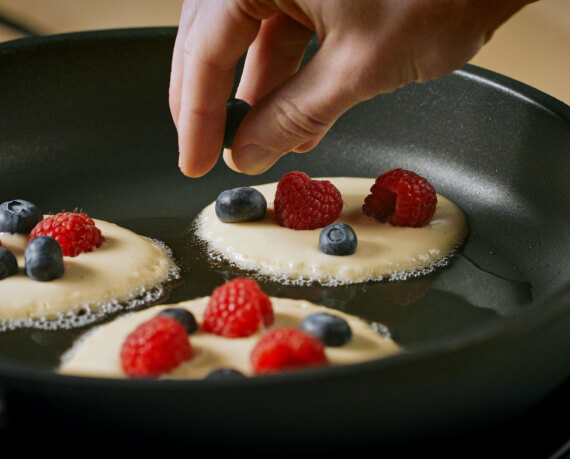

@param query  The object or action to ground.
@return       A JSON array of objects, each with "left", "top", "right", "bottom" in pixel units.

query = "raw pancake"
[
  {"left": 195, "top": 177, "right": 468, "bottom": 285},
  {"left": 59, "top": 296, "right": 400, "bottom": 379},
  {"left": 0, "top": 218, "right": 176, "bottom": 329}
]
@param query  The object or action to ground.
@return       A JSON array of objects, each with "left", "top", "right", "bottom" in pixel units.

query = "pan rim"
[{"left": 1, "top": 25, "right": 568, "bottom": 118}]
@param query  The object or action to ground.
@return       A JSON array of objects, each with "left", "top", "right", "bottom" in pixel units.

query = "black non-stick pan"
[{"left": 0, "top": 28, "right": 568, "bottom": 453}]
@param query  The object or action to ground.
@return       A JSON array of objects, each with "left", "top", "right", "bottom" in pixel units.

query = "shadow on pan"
[{"left": 0, "top": 28, "right": 568, "bottom": 454}]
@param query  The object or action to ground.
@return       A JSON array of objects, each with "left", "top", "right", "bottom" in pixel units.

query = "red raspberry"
[
  {"left": 362, "top": 168, "right": 437, "bottom": 227},
  {"left": 251, "top": 327, "right": 328, "bottom": 375},
  {"left": 28, "top": 211, "right": 104, "bottom": 257},
  {"left": 120, "top": 315, "right": 193, "bottom": 378},
  {"left": 274, "top": 171, "right": 343, "bottom": 230},
  {"left": 202, "top": 278, "right": 274, "bottom": 338}
]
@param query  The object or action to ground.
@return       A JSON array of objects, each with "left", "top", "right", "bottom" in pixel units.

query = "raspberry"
[
  {"left": 202, "top": 278, "right": 274, "bottom": 338},
  {"left": 251, "top": 327, "right": 328, "bottom": 375},
  {"left": 29, "top": 212, "right": 104, "bottom": 257},
  {"left": 274, "top": 171, "right": 343, "bottom": 230},
  {"left": 120, "top": 315, "right": 193, "bottom": 378},
  {"left": 362, "top": 168, "right": 437, "bottom": 227}
]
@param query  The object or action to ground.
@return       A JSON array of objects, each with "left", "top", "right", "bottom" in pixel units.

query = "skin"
[{"left": 169, "top": 0, "right": 537, "bottom": 177}]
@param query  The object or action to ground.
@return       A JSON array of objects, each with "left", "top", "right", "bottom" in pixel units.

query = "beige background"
[{"left": 0, "top": 0, "right": 568, "bottom": 104}]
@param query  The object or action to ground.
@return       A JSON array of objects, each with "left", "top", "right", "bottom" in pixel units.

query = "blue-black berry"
[
  {"left": 0, "top": 247, "right": 18, "bottom": 280},
  {"left": 215, "top": 187, "right": 267, "bottom": 223},
  {"left": 300, "top": 312, "right": 352, "bottom": 347},
  {"left": 319, "top": 223, "right": 357, "bottom": 256},
  {"left": 158, "top": 308, "right": 198, "bottom": 334},
  {"left": 25, "top": 236, "right": 64, "bottom": 281},
  {"left": 223, "top": 98, "right": 251, "bottom": 149},
  {"left": 0, "top": 199, "right": 43, "bottom": 234},
  {"left": 205, "top": 368, "right": 246, "bottom": 379}
]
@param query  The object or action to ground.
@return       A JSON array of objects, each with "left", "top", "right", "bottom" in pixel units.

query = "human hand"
[{"left": 169, "top": 0, "right": 535, "bottom": 177}]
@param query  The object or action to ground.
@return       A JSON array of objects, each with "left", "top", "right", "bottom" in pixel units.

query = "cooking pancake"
[
  {"left": 195, "top": 177, "right": 468, "bottom": 285},
  {"left": 59, "top": 296, "right": 400, "bottom": 379},
  {"left": 0, "top": 218, "right": 178, "bottom": 329}
]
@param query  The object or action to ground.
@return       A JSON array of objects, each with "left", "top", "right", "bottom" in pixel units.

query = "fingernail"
[{"left": 234, "top": 145, "right": 281, "bottom": 175}]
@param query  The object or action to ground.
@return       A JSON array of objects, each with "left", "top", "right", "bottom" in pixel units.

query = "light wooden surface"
[{"left": 0, "top": 0, "right": 568, "bottom": 104}]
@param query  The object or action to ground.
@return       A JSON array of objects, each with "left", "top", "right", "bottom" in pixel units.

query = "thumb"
[{"left": 227, "top": 41, "right": 365, "bottom": 175}]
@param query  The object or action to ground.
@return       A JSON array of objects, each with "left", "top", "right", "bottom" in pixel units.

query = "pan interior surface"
[{"left": 0, "top": 28, "right": 568, "bottom": 447}]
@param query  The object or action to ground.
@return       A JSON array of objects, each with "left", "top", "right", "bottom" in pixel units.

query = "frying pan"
[{"left": 0, "top": 28, "right": 568, "bottom": 453}]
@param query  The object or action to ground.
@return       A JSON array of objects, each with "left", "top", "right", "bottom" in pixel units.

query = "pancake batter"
[
  {"left": 0, "top": 219, "right": 178, "bottom": 329},
  {"left": 59, "top": 296, "right": 400, "bottom": 379},
  {"left": 195, "top": 177, "right": 468, "bottom": 285}
]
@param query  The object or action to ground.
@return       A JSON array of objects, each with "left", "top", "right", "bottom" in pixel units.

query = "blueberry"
[
  {"left": 319, "top": 223, "right": 357, "bottom": 256},
  {"left": 205, "top": 368, "right": 246, "bottom": 379},
  {"left": 215, "top": 187, "right": 267, "bottom": 223},
  {"left": 300, "top": 312, "right": 352, "bottom": 347},
  {"left": 0, "top": 247, "right": 18, "bottom": 280},
  {"left": 0, "top": 199, "right": 43, "bottom": 234},
  {"left": 223, "top": 98, "right": 251, "bottom": 149},
  {"left": 158, "top": 308, "right": 198, "bottom": 334},
  {"left": 25, "top": 236, "right": 64, "bottom": 281}
]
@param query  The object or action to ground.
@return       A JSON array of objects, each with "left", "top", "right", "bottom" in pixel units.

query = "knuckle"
[
  {"left": 236, "top": 0, "right": 277, "bottom": 19},
  {"left": 274, "top": 99, "right": 330, "bottom": 143}
]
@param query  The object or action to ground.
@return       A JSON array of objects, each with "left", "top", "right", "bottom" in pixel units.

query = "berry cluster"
[
  {"left": 0, "top": 200, "right": 105, "bottom": 282},
  {"left": 119, "top": 278, "right": 355, "bottom": 378},
  {"left": 214, "top": 168, "right": 437, "bottom": 258}
]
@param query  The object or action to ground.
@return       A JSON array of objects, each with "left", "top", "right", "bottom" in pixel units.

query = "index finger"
[{"left": 171, "top": 1, "right": 272, "bottom": 177}]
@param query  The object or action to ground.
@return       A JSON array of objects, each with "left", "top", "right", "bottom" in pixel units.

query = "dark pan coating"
[{"left": 0, "top": 28, "right": 568, "bottom": 451}]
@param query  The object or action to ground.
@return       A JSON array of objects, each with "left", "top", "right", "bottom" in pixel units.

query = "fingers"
[
  {"left": 222, "top": 11, "right": 314, "bottom": 173},
  {"left": 171, "top": 1, "right": 370, "bottom": 177},
  {"left": 169, "top": 0, "right": 194, "bottom": 130},
  {"left": 227, "top": 38, "right": 367, "bottom": 174},
  {"left": 235, "top": 12, "right": 314, "bottom": 106},
  {"left": 169, "top": 1, "right": 262, "bottom": 177},
  {"left": 172, "top": 0, "right": 537, "bottom": 178}
]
